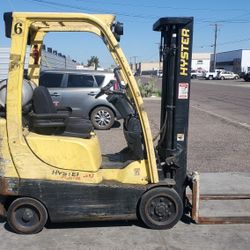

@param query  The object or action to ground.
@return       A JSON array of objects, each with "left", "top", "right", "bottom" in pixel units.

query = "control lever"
[
  {"left": 95, "top": 80, "right": 115, "bottom": 99},
  {"left": 114, "top": 66, "right": 122, "bottom": 84}
]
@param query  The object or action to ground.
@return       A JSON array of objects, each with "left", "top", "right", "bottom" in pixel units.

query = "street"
[{"left": 0, "top": 78, "right": 250, "bottom": 249}]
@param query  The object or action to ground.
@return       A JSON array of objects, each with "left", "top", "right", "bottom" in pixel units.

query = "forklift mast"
[{"left": 153, "top": 18, "right": 193, "bottom": 194}]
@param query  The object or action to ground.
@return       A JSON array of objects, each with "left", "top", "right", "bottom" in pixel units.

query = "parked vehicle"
[
  {"left": 39, "top": 69, "right": 121, "bottom": 130},
  {"left": 243, "top": 72, "right": 250, "bottom": 82},
  {"left": 239, "top": 72, "right": 246, "bottom": 79},
  {"left": 218, "top": 71, "right": 239, "bottom": 80},
  {"left": 191, "top": 70, "right": 205, "bottom": 79},
  {"left": 205, "top": 69, "right": 222, "bottom": 80}
]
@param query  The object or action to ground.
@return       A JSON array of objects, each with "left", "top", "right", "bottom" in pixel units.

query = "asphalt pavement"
[
  {"left": 0, "top": 78, "right": 250, "bottom": 249},
  {"left": 0, "top": 172, "right": 249, "bottom": 250},
  {"left": 97, "top": 78, "right": 250, "bottom": 172}
]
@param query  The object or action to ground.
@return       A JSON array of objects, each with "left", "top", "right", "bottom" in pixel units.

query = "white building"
[
  {"left": 191, "top": 53, "right": 211, "bottom": 72},
  {"left": 212, "top": 49, "right": 250, "bottom": 73},
  {"left": 135, "top": 53, "right": 211, "bottom": 75}
]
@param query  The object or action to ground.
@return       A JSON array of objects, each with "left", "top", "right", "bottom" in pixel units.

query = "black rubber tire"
[
  {"left": 220, "top": 76, "right": 225, "bottom": 80},
  {"left": 90, "top": 106, "right": 115, "bottom": 130},
  {"left": 234, "top": 76, "right": 239, "bottom": 80},
  {"left": 208, "top": 75, "right": 213, "bottom": 80},
  {"left": 139, "top": 187, "right": 183, "bottom": 230},
  {"left": 7, "top": 197, "right": 48, "bottom": 234}
]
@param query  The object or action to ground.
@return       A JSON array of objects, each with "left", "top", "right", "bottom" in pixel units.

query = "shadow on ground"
[{"left": 0, "top": 216, "right": 146, "bottom": 233}]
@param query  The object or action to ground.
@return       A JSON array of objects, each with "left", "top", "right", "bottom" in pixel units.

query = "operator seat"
[{"left": 29, "top": 86, "right": 93, "bottom": 138}]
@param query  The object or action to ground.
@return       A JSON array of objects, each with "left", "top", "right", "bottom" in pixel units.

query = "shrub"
[{"left": 138, "top": 79, "right": 156, "bottom": 97}]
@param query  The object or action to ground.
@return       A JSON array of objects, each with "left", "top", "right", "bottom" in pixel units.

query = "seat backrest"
[{"left": 32, "top": 86, "right": 57, "bottom": 114}]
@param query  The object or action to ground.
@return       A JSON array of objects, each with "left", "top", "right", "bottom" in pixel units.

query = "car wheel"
[
  {"left": 208, "top": 75, "right": 213, "bottom": 80},
  {"left": 90, "top": 106, "right": 115, "bottom": 130},
  {"left": 234, "top": 76, "right": 239, "bottom": 80},
  {"left": 220, "top": 76, "right": 225, "bottom": 80},
  {"left": 7, "top": 197, "right": 48, "bottom": 234},
  {"left": 138, "top": 187, "right": 183, "bottom": 230}
]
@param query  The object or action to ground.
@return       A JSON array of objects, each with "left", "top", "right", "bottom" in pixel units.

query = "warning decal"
[{"left": 178, "top": 83, "right": 189, "bottom": 99}]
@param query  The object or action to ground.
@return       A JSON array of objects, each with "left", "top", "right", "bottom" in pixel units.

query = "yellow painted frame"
[{"left": 6, "top": 12, "right": 159, "bottom": 184}]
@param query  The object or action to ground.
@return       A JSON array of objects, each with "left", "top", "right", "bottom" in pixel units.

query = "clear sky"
[{"left": 1, "top": 0, "right": 250, "bottom": 68}]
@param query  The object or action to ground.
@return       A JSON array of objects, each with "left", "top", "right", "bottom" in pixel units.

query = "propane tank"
[{"left": 0, "top": 79, "right": 36, "bottom": 108}]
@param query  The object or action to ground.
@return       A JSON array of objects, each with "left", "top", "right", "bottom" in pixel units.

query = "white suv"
[
  {"left": 191, "top": 70, "right": 205, "bottom": 79},
  {"left": 218, "top": 71, "right": 239, "bottom": 80}
]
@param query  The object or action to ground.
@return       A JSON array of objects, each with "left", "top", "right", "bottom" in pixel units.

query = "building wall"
[
  {"left": 214, "top": 49, "right": 241, "bottom": 72},
  {"left": 211, "top": 49, "right": 250, "bottom": 73},
  {"left": 216, "top": 49, "right": 242, "bottom": 62},
  {"left": 241, "top": 50, "right": 250, "bottom": 72},
  {"left": 0, "top": 48, "right": 10, "bottom": 80},
  {"left": 0, "top": 48, "right": 31, "bottom": 80},
  {"left": 41, "top": 52, "right": 77, "bottom": 70},
  {"left": 191, "top": 53, "right": 210, "bottom": 71},
  {"left": 139, "top": 62, "right": 161, "bottom": 71},
  {"left": 136, "top": 53, "right": 211, "bottom": 75},
  {"left": 0, "top": 47, "right": 78, "bottom": 80}
]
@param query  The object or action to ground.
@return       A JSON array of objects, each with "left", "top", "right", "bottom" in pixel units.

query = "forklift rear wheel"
[
  {"left": 7, "top": 197, "right": 48, "bottom": 234},
  {"left": 139, "top": 187, "right": 183, "bottom": 230}
]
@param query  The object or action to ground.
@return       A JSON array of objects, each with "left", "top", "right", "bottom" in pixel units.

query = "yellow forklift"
[{"left": 0, "top": 12, "right": 194, "bottom": 234}]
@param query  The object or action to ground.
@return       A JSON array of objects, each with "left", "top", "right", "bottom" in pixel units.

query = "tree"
[{"left": 87, "top": 56, "right": 99, "bottom": 70}]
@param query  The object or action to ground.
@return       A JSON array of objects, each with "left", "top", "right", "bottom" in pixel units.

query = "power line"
[
  {"left": 198, "top": 36, "right": 250, "bottom": 49},
  {"left": 28, "top": 0, "right": 250, "bottom": 25},
  {"left": 27, "top": 0, "right": 160, "bottom": 20},
  {"left": 73, "top": 0, "right": 250, "bottom": 14},
  {"left": 219, "top": 37, "right": 250, "bottom": 46}
]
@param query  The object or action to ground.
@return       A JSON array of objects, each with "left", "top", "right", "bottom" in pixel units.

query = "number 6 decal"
[{"left": 14, "top": 22, "right": 23, "bottom": 35}]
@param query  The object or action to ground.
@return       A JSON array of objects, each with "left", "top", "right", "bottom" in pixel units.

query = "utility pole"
[
  {"left": 133, "top": 56, "right": 138, "bottom": 73},
  {"left": 133, "top": 56, "right": 138, "bottom": 65},
  {"left": 210, "top": 23, "right": 218, "bottom": 71},
  {"left": 213, "top": 23, "right": 218, "bottom": 71},
  {"left": 156, "top": 42, "right": 161, "bottom": 71}
]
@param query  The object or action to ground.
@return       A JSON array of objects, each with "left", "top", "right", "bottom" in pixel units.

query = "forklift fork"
[{"left": 190, "top": 172, "right": 250, "bottom": 224}]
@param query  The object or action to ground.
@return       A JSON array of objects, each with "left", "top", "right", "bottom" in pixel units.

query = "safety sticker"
[{"left": 178, "top": 83, "right": 189, "bottom": 99}]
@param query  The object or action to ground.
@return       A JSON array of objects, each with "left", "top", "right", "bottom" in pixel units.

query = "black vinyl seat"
[{"left": 29, "top": 86, "right": 93, "bottom": 138}]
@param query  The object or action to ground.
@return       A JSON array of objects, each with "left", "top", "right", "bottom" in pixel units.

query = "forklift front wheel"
[
  {"left": 139, "top": 187, "right": 183, "bottom": 230},
  {"left": 7, "top": 197, "right": 48, "bottom": 234}
]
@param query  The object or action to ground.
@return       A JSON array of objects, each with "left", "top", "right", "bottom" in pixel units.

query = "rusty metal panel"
[{"left": 191, "top": 172, "right": 200, "bottom": 222}]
